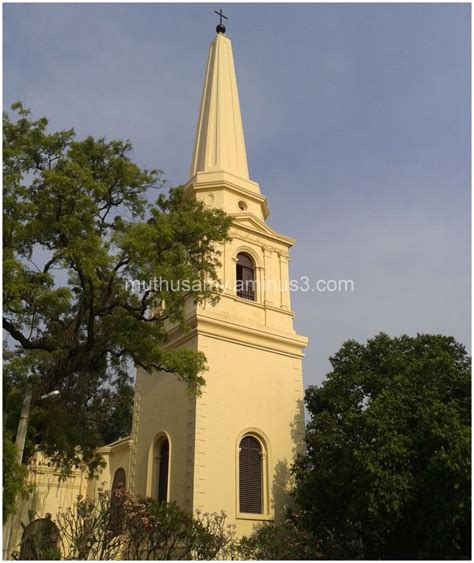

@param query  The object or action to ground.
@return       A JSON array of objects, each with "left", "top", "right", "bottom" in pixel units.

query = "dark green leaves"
[
  {"left": 3, "top": 103, "right": 231, "bottom": 472},
  {"left": 293, "top": 333, "right": 471, "bottom": 559}
]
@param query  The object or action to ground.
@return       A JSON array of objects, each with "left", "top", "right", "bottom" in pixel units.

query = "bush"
[
  {"left": 55, "top": 488, "right": 236, "bottom": 560},
  {"left": 237, "top": 518, "right": 323, "bottom": 560}
]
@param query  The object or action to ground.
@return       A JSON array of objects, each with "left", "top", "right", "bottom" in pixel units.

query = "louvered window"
[
  {"left": 157, "top": 439, "right": 169, "bottom": 503},
  {"left": 239, "top": 435, "right": 263, "bottom": 513},
  {"left": 236, "top": 253, "right": 256, "bottom": 301}
]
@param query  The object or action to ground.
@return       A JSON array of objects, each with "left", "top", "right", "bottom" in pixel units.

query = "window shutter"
[
  {"left": 158, "top": 440, "right": 169, "bottom": 503},
  {"left": 239, "top": 436, "right": 262, "bottom": 514}
]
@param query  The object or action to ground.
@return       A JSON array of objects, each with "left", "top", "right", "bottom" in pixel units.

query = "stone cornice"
[
  {"left": 164, "top": 312, "right": 308, "bottom": 359},
  {"left": 185, "top": 170, "right": 270, "bottom": 219},
  {"left": 96, "top": 437, "right": 133, "bottom": 454}
]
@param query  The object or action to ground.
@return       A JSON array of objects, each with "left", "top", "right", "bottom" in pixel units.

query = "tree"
[
  {"left": 293, "top": 333, "right": 471, "bottom": 559},
  {"left": 3, "top": 424, "right": 29, "bottom": 522},
  {"left": 3, "top": 103, "right": 232, "bottom": 472},
  {"left": 89, "top": 374, "right": 135, "bottom": 447}
]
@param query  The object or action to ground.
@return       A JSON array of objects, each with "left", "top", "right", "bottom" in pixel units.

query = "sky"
[{"left": 4, "top": 3, "right": 471, "bottom": 389}]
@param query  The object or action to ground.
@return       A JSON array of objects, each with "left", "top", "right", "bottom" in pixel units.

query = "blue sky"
[{"left": 4, "top": 3, "right": 471, "bottom": 388}]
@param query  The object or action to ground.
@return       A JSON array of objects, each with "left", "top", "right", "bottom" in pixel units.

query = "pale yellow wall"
[
  {"left": 130, "top": 340, "right": 197, "bottom": 512},
  {"left": 6, "top": 454, "right": 90, "bottom": 557},
  {"left": 128, "top": 326, "right": 304, "bottom": 537},
  {"left": 191, "top": 333, "right": 304, "bottom": 536},
  {"left": 186, "top": 211, "right": 307, "bottom": 535},
  {"left": 190, "top": 173, "right": 269, "bottom": 220},
  {"left": 27, "top": 459, "right": 89, "bottom": 517},
  {"left": 88, "top": 438, "right": 133, "bottom": 498}
]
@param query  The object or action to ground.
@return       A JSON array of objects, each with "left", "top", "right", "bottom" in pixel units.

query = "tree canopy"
[
  {"left": 292, "top": 333, "right": 471, "bottom": 559},
  {"left": 3, "top": 103, "right": 232, "bottom": 472}
]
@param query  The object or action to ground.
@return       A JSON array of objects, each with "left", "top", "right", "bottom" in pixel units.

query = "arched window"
[
  {"left": 112, "top": 467, "right": 126, "bottom": 490},
  {"left": 239, "top": 435, "right": 263, "bottom": 514},
  {"left": 157, "top": 439, "right": 169, "bottom": 503},
  {"left": 110, "top": 468, "right": 126, "bottom": 536},
  {"left": 236, "top": 253, "right": 255, "bottom": 301}
]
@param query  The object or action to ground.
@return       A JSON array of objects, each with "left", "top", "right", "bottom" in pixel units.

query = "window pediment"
[{"left": 230, "top": 214, "right": 295, "bottom": 247}]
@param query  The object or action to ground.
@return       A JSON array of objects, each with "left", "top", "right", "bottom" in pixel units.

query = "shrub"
[
  {"left": 237, "top": 518, "right": 323, "bottom": 560},
  {"left": 55, "top": 488, "right": 236, "bottom": 560}
]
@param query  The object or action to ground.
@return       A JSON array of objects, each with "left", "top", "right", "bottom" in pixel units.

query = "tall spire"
[{"left": 189, "top": 31, "right": 249, "bottom": 181}]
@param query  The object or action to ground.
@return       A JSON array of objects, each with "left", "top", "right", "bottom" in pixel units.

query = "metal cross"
[{"left": 214, "top": 8, "right": 228, "bottom": 26}]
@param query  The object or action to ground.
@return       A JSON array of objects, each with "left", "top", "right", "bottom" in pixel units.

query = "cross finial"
[{"left": 214, "top": 8, "right": 228, "bottom": 34}]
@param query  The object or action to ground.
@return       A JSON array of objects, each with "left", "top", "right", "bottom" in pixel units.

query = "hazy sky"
[{"left": 4, "top": 3, "right": 471, "bottom": 388}]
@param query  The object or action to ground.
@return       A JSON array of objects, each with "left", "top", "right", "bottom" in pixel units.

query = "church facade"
[{"left": 8, "top": 27, "right": 308, "bottom": 549}]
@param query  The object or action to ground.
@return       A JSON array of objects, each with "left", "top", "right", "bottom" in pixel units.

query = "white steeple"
[{"left": 189, "top": 31, "right": 249, "bottom": 181}]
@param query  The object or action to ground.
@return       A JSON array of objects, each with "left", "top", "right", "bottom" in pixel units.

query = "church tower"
[{"left": 128, "top": 25, "right": 308, "bottom": 536}]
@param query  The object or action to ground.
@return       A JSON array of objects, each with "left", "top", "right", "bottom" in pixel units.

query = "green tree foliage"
[
  {"left": 3, "top": 103, "right": 232, "bottom": 472},
  {"left": 3, "top": 425, "right": 29, "bottom": 522},
  {"left": 89, "top": 375, "right": 135, "bottom": 447},
  {"left": 293, "top": 333, "right": 471, "bottom": 559}
]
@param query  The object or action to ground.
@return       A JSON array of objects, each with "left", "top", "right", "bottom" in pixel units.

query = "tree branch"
[{"left": 3, "top": 317, "right": 54, "bottom": 351}]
